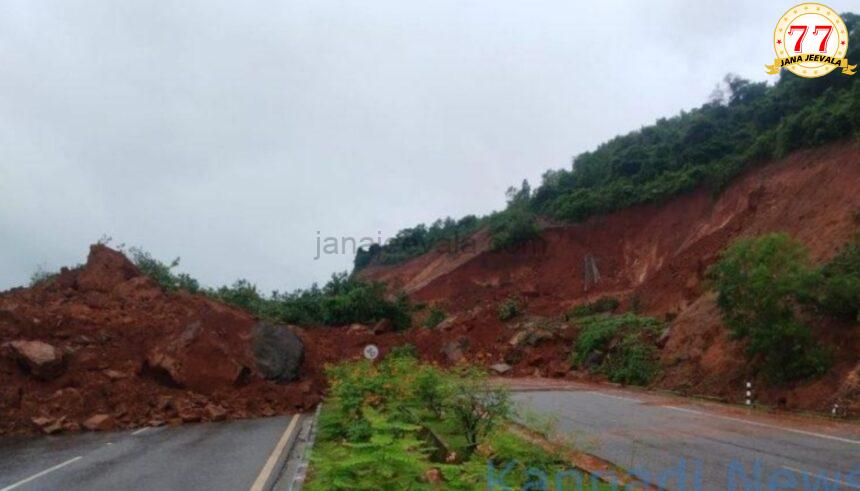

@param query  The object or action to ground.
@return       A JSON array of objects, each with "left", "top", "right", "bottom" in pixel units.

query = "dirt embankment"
[
  {"left": 361, "top": 141, "right": 860, "bottom": 415},
  {"left": 0, "top": 245, "right": 324, "bottom": 436}
]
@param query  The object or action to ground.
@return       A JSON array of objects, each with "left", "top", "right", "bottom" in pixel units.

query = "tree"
[{"left": 708, "top": 234, "right": 831, "bottom": 382}]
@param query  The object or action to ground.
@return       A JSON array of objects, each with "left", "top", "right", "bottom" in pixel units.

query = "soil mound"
[{"left": 0, "top": 245, "right": 321, "bottom": 435}]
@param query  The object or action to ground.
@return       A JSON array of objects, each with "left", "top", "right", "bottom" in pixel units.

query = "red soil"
[
  {"left": 3, "top": 142, "right": 858, "bottom": 435},
  {"left": 362, "top": 141, "right": 860, "bottom": 415},
  {"left": 0, "top": 245, "right": 325, "bottom": 436}
]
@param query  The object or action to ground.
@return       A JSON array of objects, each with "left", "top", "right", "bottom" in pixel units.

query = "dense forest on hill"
[{"left": 354, "top": 13, "right": 860, "bottom": 271}]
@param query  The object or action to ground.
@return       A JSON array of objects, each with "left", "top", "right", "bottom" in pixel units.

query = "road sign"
[{"left": 363, "top": 344, "right": 379, "bottom": 360}]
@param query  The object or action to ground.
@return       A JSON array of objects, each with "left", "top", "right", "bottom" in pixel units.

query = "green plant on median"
[{"left": 306, "top": 351, "right": 615, "bottom": 490}]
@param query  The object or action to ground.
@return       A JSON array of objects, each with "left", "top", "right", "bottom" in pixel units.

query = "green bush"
[
  {"left": 388, "top": 343, "right": 419, "bottom": 359},
  {"left": 307, "top": 407, "right": 430, "bottom": 491},
  {"left": 488, "top": 208, "right": 540, "bottom": 251},
  {"left": 127, "top": 248, "right": 414, "bottom": 329},
  {"left": 817, "top": 236, "right": 860, "bottom": 321},
  {"left": 708, "top": 234, "right": 832, "bottom": 382},
  {"left": 446, "top": 368, "right": 510, "bottom": 449},
  {"left": 423, "top": 307, "right": 446, "bottom": 328},
  {"left": 571, "top": 313, "right": 663, "bottom": 386},
  {"left": 29, "top": 267, "right": 58, "bottom": 287},
  {"left": 566, "top": 296, "right": 620, "bottom": 318},
  {"left": 497, "top": 296, "right": 521, "bottom": 321}
]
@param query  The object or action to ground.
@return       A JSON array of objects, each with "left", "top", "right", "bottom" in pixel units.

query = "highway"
[
  {"left": 510, "top": 380, "right": 860, "bottom": 491},
  {"left": 1, "top": 383, "right": 858, "bottom": 491},
  {"left": 0, "top": 414, "right": 312, "bottom": 491}
]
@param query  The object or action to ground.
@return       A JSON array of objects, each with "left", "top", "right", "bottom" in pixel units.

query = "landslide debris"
[{"left": 0, "top": 245, "right": 320, "bottom": 436}]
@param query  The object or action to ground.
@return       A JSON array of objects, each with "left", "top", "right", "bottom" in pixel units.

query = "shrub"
[
  {"left": 307, "top": 407, "right": 430, "bottom": 491},
  {"left": 127, "top": 248, "right": 414, "bottom": 329},
  {"left": 488, "top": 208, "right": 540, "bottom": 251},
  {"left": 817, "top": 236, "right": 860, "bottom": 321},
  {"left": 29, "top": 267, "right": 58, "bottom": 287},
  {"left": 412, "top": 365, "right": 453, "bottom": 419},
  {"left": 497, "top": 296, "right": 521, "bottom": 321},
  {"left": 565, "top": 296, "right": 620, "bottom": 318},
  {"left": 708, "top": 234, "right": 832, "bottom": 382},
  {"left": 571, "top": 313, "right": 663, "bottom": 386},
  {"left": 445, "top": 368, "right": 511, "bottom": 450},
  {"left": 388, "top": 343, "right": 419, "bottom": 359},
  {"left": 423, "top": 307, "right": 446, "bottom": 328}
]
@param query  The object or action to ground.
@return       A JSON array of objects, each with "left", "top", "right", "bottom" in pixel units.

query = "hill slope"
[{"left": 360, "top": 141, "right": 860, "bottom": 413}]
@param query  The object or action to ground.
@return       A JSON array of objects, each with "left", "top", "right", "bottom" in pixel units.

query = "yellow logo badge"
[{"left": 766, "top": 3, "right": 855, "bottom": 77}]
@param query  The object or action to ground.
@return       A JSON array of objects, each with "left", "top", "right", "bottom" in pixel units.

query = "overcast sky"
[{"left": 0, "top": 0, "right": 826, "bottom": 293}]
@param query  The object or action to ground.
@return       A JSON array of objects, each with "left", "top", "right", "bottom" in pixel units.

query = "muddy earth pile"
[{"left": 0, "top": 245, "right": 321, "bottom": 436}]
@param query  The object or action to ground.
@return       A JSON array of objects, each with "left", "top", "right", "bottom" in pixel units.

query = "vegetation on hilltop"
[
  {"left": 354, "top": 13, "right": 860, "bottom": 271},
  {"left": 128, "top": 248, "right": 413, "bottom": 329}
]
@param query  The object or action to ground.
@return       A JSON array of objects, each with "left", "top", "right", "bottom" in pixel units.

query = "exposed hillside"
[
  {"left": 355, "top": 12, "right": 860, "bottom": 271},
  {"left": 359, "top": 141, "right": 860, "bottom": 414}
]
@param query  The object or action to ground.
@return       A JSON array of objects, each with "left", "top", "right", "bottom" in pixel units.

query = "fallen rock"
[
  {"left": 103, "top": 369, "right": 130, "bottom": 380},
  {"left": 145, "top": 318, "right": 250, "bottom": 393},
  {"left": 656, "top": 327, "right": 672, "bottom": 348},
  {"left": 252, "top": 323, "right": 304, "bottom": 382},
  {"left": 6, "top": 340, "right": 66, "bottom": 380},
  {"left": 441, "top": 338, "right": 469, "bottom": 363},
  {"left": 548, "top": 360, "right": 571, "bottom": 378},
  {"left": 425, "top": 468, "right": 443, "bottom": 484},
  {"left": 489, "top": 363, "right": 512, "bottom": 374},
  {"left": 204, "top": 403, "right": 227, "bottom": 422},
  {"left": 155, "top": 395, "right": 174, "bottom": 411},
  {"left": 503, "top": 347, "right": 525, "bottom": 365},
  {"left": 176, "top": 401, "right": 202, "bottom": 423},
  {"left": 83, "top": 414, "right": 117, "bottom": 432},
  {"left": 508, "top": 328, "right": 554, "bottom": 348},
  {"left": 373, "top": 319, "right": 393, "bottom": 335},
  {"left": 32, "top": 416, "right": 64, "bottom": 435}
]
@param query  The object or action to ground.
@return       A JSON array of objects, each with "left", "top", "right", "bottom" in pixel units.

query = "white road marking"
[
  {"left": 586, "top": 391, "right": 642, "bottom": 403},
  {"left": 131, "top": 427, "right": 151, "bottom": 436},
  {"left": 0, "top": 456, "right": 82, "bottom": 491},
  {"left": 663, "top": 406, "right": 860, "bottom": 445},
  {"left": 781, "top": 465, "right": 860, "bottom": 490},
  {"left": 250, "top": 415, "right": 301, "bottom": 491}
]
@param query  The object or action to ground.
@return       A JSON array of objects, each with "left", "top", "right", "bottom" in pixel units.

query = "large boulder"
[
  {"left": 441, "top": 337, "right": 470, "bottom": 364},
  {"left": 145, "top": 314, "right": 253, "bottom": 393},
  {"left": 252, "top": 323, "right": 304, "bottom": 382},
  {"left": 6, "top": 340, "right": 66, "bottom": 380}
]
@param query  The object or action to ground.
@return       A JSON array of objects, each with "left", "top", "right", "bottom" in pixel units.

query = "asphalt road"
[
  {"left": 0, "top": 414, "right": 311, "bottom": 491},
  {"left": 512, "top": 383, "right": 860, "bottom": 491}
]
